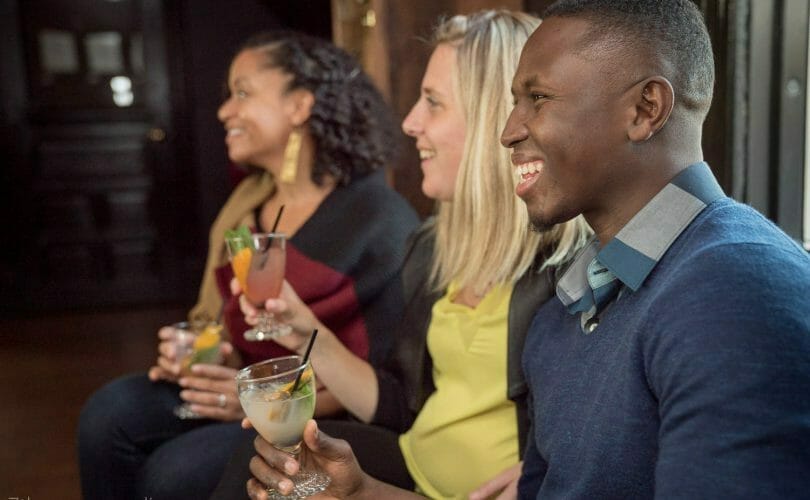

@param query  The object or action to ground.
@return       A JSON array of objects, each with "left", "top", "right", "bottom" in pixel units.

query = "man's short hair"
[{"left": 543, "top": 0, "right": 715, "bottom": 116}]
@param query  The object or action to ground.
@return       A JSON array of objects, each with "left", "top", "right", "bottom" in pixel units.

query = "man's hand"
[
  {"left": 246, "top": 420, "right": 422, "bottom": 499},
  {"left": 247, "top": 420, "right": 365, "bottom": 498}
]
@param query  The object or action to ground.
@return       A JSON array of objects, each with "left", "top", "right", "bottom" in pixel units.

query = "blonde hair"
[{"left": 429, "top": 10, "right": 591, "bottom": 294}]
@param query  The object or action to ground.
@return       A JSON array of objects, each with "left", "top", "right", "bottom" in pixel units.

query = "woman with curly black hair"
[{"left": 77, "top": 31, "right": 419, "bottom": 500}]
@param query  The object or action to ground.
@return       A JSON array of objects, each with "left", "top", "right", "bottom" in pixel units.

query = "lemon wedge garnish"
[{"left": 193, "top": 324, "right": 222, "bottom": 351}]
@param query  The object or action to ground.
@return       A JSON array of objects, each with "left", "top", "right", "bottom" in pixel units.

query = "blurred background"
[{"left": 0, "top": 0, "right": 807, "bottom": 497}]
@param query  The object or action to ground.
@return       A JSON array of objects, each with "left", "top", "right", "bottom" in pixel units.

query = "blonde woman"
[{"left": 215, "top": 10, "right": 590, "bottom": 499}]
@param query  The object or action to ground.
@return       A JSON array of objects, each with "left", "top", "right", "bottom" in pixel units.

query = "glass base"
[
  {"left": 244, "top": 323, "right": 292, "bottom": 341},
  {"left": 266, "top": 470, "right": 330, "bottom": 499},
  {"left": 173, "top": 403, "right": 203, "bottom": 420}
]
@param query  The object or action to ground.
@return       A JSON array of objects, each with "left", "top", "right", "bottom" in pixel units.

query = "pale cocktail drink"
[
  {"left": 240, "top": 375, "right": 315, "bottom": 449},
  {"left": 172, "top": 321, "right": 223, "bottom": 419},
  {"left": 236, "top": 356, "right": 330, "bottom": 498}
]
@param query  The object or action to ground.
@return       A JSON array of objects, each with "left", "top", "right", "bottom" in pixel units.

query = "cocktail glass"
[
  {"left": 226, "top": 232, "right": 291, "bottom": 341},
  {"left": 172, "top": 320, "right": 223, "bottom": 419},
  {"left": 236, "top": 355, "right": 330, "bottom": 499}
]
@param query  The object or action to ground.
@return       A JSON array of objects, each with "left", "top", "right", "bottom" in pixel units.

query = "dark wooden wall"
[{"left": 383, "top": 0, "right": 524, "bottom": 218}]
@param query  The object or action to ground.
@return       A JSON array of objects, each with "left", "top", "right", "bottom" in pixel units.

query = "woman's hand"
[
  {"left": 468, "top": 461, "right": 522, "bottom": 500},
  {"left": 238, "top": 279, "right": 321, "bottom": 353},
  {"left": 147, "top": 325, "right": 187, "bottom": 383},
  {"left": 177, "top": 362, "right": 244, "bottom": 421}
]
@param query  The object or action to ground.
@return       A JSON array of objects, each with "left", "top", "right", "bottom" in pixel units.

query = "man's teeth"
[
  {"left": 227, "top": 128, "right": 244, "bottom": 137},
  {"left": 517, "top": 161, "right": 543, "bottom": 176},
  {"left": 419, "top": 150, "right": 435, "bottom": 160}
]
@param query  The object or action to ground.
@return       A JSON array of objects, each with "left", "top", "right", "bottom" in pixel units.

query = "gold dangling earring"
[{"left": 280, "top": 130, "right": 302, "bottom": 183}]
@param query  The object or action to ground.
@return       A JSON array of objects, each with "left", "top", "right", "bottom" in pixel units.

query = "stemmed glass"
[
  {"left": 172, "top": 320, "right": 223, "bottom": 419},
  {"left": 236, "top": 355, "right": 330, "bottom": 499},
  {"left": 226, "top": 232, "right": 291, "bottom": 341}
]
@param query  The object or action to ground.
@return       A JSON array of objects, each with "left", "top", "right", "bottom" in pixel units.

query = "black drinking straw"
[
  {"left": 271, "top": 204, "right": 285, "bottom": 233},
  {"left": 290, "top": 329, "right": 318, "bottom": 393},
  {"left": 258, "top": 204, "right": 285, "bottom": 267}
]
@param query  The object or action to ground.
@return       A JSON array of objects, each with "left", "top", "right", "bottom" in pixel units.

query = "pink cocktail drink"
[
  {"left": 238, "top": 233, "right": 290, "bottom": 341},
  {"left": 245, "top": 244, "right": 285, "bottom": 306}
]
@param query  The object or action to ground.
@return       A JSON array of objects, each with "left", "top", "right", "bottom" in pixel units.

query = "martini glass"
[
  {"left": 236, "top": 355, "right": 330, "bottom": 499},
  {"left": 226, "top": 232, "right": 291, "bottom": 341}
]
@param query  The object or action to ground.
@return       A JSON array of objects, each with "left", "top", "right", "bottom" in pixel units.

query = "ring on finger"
[{"left": 217, "top": 393, "right": 226, "bottom": 408}]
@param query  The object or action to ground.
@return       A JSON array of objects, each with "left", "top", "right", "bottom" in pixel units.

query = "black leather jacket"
[{"left": 371, "top": 220, "right": 555, "bottom": 455}]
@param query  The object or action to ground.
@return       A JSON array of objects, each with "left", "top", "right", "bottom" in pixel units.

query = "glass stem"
[{"left": 257, "top": 309, "right": 274, "bottom": 333}]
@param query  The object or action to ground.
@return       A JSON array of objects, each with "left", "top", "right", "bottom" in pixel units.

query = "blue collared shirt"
[{"left": 556, "top": 162, "right": 725, "bottom": 333}]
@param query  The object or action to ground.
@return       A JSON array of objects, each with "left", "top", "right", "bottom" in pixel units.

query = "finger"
[
  {"left": 302, "top": 419, "right": 350, "bottom": 462},
  {"left": 186, "top": 404, "right": 224, "bottom": 420},
  {"left": 241, "top": 417, "right": 254, "bottom": 429},
  {"left": 255, "top": 435, "right": 299, "bottom": 476},
  {"left": 250, "top": 446, "right": 296, "bottom": 495},
  {"left": 469, "top": 463, "right": 522, "bottom": 500},
  {"left": 469, "top": 478, "right": 505, "bottom": 500},
  {"left": 178, "top": 375, "right": 233, "bottom": 395},
  {"left": 220, "top": 341, "right": 234, "bottom": 357},
  {"left": 158, "top": 340, "right": 177, "bottom": 359},
  {"left": 179, "top": 390, "right": 243, "bottom": 421},
  {"left": 239, "top": 295, "right": 258, "bottom": 320},
  {"left": 180, "top": 389, "right": 230, "bottom": 407},
  {"left": 187, "top": 403, "right": 243, "bottom": 421},
  {"left": 495, "top": 479, "right": 518, "bottom": 500},
  {"left": 247, "top": 478, "right": 269, "bottom": 500},
  {"left": 157, "top": 356, "right": 181, "bottom": 377},
  {"left": 230, "top": 277, "right": 242, "bottom": 295},
  {"left": 263, "top": 297, "right": 289, "bottom": 316},
  {"left": 189, "top": 363, "right": 238, "bottom": 380},
  {"left": 158, "top": 325, "right": 176, "bottom": 340},
  {"left": 148, "top": 366, "right": 176, "bottom": 382}
]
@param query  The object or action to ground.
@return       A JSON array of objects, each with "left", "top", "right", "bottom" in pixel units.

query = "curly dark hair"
[
  {"left": 237, "top": 31, "right": 397, "bottom": 186},
  {"left": 543, "top": 0, "right": 715, "bottom": 116}
]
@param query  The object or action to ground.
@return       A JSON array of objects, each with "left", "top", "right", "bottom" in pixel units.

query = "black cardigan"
[{"left": 371, "top": 220, "right": 556, "bottom": 455}]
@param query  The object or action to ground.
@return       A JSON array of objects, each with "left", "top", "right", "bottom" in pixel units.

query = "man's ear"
[
  {"left": 627, "top": 77, "right": 674, "bottom": 142},
  {"left": 287, "top": 89, "right": 316, "bottom": 126}
]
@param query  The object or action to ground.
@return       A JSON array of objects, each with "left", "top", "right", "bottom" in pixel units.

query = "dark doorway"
[{"left": 0, "top": 0, "right": 332, "bottom": 314}]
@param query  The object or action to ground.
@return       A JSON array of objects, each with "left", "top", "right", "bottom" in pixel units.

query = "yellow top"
[{"left": 399, "top": 281, "right": 518, "bottom": 499}]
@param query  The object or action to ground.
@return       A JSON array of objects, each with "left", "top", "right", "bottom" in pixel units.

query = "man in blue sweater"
[{"left": 502, "top": 0, "right": 810, "bottom": 498}]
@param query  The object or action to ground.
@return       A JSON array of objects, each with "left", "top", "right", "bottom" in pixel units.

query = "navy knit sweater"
[{"left": 519, "top": 197, "right": 810, "bottom": 499}]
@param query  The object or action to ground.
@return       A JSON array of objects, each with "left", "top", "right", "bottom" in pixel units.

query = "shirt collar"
[{"left": 557, "top": 162, "right": 725, "bottom": 312}]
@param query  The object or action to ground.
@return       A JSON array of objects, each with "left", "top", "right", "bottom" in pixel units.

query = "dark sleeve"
[
  {"left": 371, "top": 221, "right": 439, "bottom": 433},
  {"left": 517, "top": 393, "right": 546, "bottom": 499},
  {"left": 648, "top": 243, "right": 810, "bottom": 497},
  {"left": 508, "top": 264, "right": 556, "bottom": 456},
  {"left": 290, "top": 173, "right": 420, "bottom": 366},
  {"left": 348, "top": 193, "right": 420, "bottom": 368}
]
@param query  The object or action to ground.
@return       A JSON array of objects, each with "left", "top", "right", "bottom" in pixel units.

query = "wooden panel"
[
  {"left": 523, "top": 0, "right": 557, "bottom": 15},
  {"left": 383, "top": 0, "right": 456, "bottom": 218},
  {"left": 455, "top": 0, "right": 523, "bottom": 13},
  {"left": 381, "top": 0, "right": 546, "bottom": 218}
]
